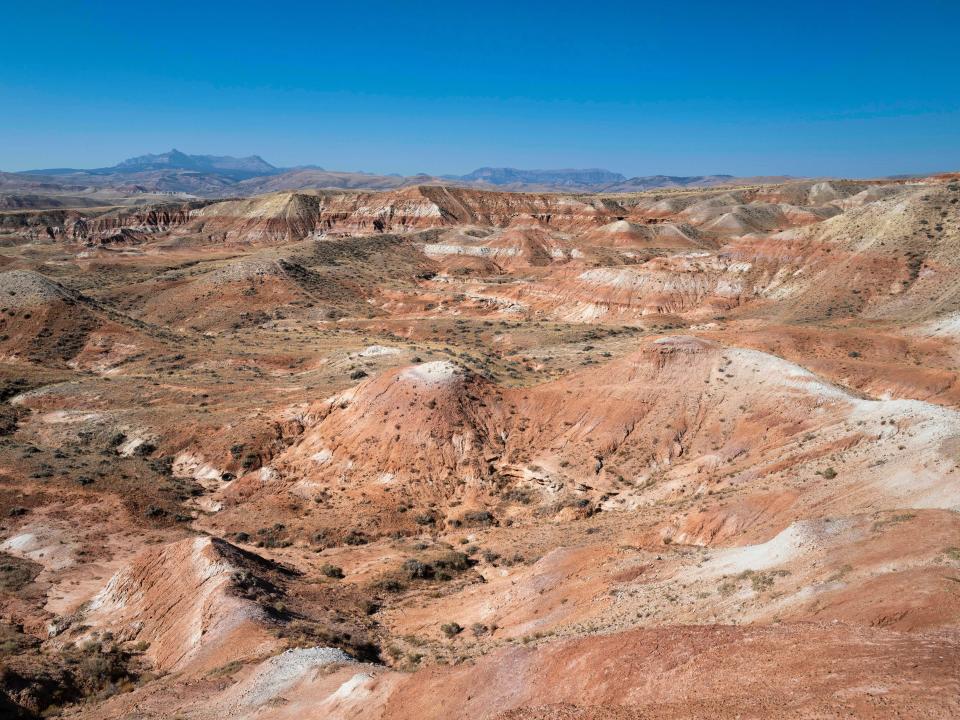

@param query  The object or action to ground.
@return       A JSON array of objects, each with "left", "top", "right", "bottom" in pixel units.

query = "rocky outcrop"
[
  {"left": 77, "top": 202, "right": 205, "bottom": 243},
  {"left": 0, "top": 201, "right": 211, "bottom": 243},
  {"left": 76, "top": 537, "right": 283, "bottom": 674}
]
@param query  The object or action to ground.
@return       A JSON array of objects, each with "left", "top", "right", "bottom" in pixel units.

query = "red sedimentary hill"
[
  {"left": 0, "top": 270, "right": 158, "bottom": 369},
  {"left": 217, "top": 334, "right": 960, "bottom": 546},
  {"left": 73, "top": 537, "right": 284, "bottom": 674}
]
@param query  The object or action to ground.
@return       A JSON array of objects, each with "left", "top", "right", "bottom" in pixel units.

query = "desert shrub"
[
  {"left": 871, "top": 512, "right": 916, "bottom": 532},
  {"left": 403, "top": 559, "right": 434, "bottom": 580},
  {"left": 321, "top": 564, "right": 344, "bottom": 579},
  {"left": 343, "top": 530, "right": 368, "bottom": 546},
  {"left": 470, "top": 623, "right": 489, "bottom": 637},
  {"left": 132, "top": 442, "right": 156, "bottom": 458},
  {"left": 0, "top": 552, "right": 43, "bottom": 593},
  {"left": 61, "top": 641, "right": 137, "bottom": 698},
  {"left": 462, "top": 510, "right": 495, "bottom": 526},
  {"left": 278, "top": 619, "right": 380, "bottom": 663},
  {"left": 148, "top": 456, "right": 173, "bottom": 475},
  {"left": 431, "top": 551, "right": 469, "bottom": 572},
  {"left": 208, "top": 660, "right": 243, "bottom": 677},
  {"left": 374, "top": 577, "right": 405, "bottom": 593},
  {"left": 482, "top": 549, "right": 501, "bottom": 563},
  {"left": 503, "top": 488, "right": 534, "bottom": 504},
  {"left": 737, "top": 569, "right": 790, "bottom": 593},
  {"left": 440, "top": 622, "right": 463, "bottom": 638}
]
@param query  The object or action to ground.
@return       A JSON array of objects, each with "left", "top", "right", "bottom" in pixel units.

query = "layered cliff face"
[
  {"left": 75, "top": 202, "right": 207, "bottom": 244},
  {"left": 183, "top": 186, "right": 631, "bottom": 242},
  {"left": 173, "top": 180, "right": 902, "bottom": 247},
  {"left": 189, "top": 193, "right": 325, "bottom": 244},
  {"left": 0, "top": 207, "right": 87, "bottom": 239},
  {"left": 0, "top": 201, "right": 211, "bottom": 244}
]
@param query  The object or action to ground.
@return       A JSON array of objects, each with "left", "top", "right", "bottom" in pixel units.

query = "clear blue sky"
[{"left": 2, "top": 0, "right": 958, "bottom": 177}]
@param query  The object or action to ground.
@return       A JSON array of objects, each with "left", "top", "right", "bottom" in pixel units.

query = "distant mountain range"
[
  {"left": 113, "top": 149, "right": 277, "bottom": 176},
  {"left": 453, "top": 167, "right": 629, "bottom": 188},
  {"left": 455, "top": 170, "right": 748, "bottom": 193},
  {"left": 28, "top": 149, "right": 280, "bottom": 181},
  {"left": 7, "top": 150, "right": 791, "bottom": 198}
]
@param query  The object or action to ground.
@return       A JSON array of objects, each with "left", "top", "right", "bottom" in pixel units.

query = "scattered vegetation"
[
  {"left": 871, "top": 512, "right": 916, "bottom": 533},
  {"left": 0, "top": 553, "right": 41, "bottom": 593}
]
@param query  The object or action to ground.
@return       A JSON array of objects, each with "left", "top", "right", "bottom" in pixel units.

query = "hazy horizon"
[{"left": 7, "top": 146, "right": 952, "bottom": 181}]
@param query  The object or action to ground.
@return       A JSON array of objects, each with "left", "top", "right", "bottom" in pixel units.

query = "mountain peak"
[{"left": 112, "top": 150, "right": 277, "bottom": 177}]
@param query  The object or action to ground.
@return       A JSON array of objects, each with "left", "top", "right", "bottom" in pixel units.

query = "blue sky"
[{"left": 1, "top": 0, "right": 958, "bottom": 177}]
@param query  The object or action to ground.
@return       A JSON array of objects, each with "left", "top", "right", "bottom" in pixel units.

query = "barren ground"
[{"left": 0, "top": 176, "right": 958, "bottom": 718}]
